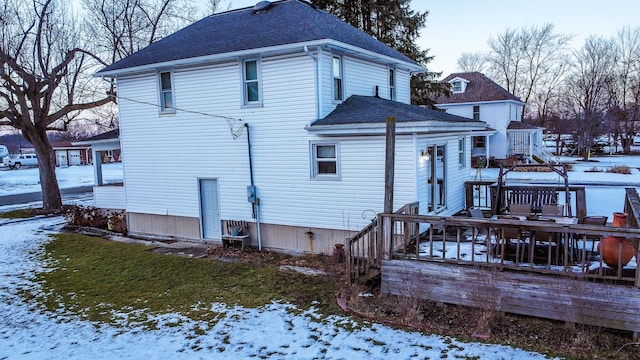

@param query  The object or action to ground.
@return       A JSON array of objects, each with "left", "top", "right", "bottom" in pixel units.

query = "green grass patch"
[
  {"left": 0, "top": 208, "right": 37, "bottom": 219},
  {"left": 31, "top": 234, "right": 340, "bottom": 326}
]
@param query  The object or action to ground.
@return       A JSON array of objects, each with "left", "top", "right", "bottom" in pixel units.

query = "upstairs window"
[
  {"left": 473, "top": 105, "right": 480, "bottom": 120},
  {"left": 452, "top": 81, "right": 462, "bottom": 93},
  {"left": 389, "top": 68, "right": 396, "bottom": 101},
  {"left": 243, "top": 59, "right": 261, "bottom": 105},
  {"left": 158, "top": 70, "right": 174, "bottom": 112},
  {"left": 332, "top": 56, "right": 343, "bottom": 101},
  {"left": 311, "top": 142, "right": 340, "bottom": 179}
]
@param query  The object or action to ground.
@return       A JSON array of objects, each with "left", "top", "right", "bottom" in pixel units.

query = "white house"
[
  {"left": 95, "top": 0, "right": 487, "bottom": 253},
  {"left": 435, "top": 72, "right": 545, "bottom": 164}
]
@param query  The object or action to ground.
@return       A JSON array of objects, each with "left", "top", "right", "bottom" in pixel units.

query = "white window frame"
[
  {"left": 473, "top": 105, "right": 480, "bottom": 120},
  {"left": 158, "top": 69, "right": 175, "bottom": 113},
  {"left": 389, "top": 68, "right": 396, "bottom": 101},
  {"left": 310, "top": 142, "right": 340, "bottom": 180},
  {"left": 458, "top": 137, "right": 465, "bottom": 168},
  {"left": 452, "top": 81, "right": 462, "bottom": 93},
  {"left": 241, "top": 57, "right": 262, "bottom": 106},
  {"left": 332, "top": 55, "right": 344, "bottom": 102}
]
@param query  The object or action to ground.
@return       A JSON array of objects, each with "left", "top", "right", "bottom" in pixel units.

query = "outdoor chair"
[
  {"left": 495, "top": 215, "right": 527, "bottom": 261},
  {"left": 542, "top": 204, "right": 564, "bottom": 217},
  {"left": 529, "top": 217, "right": 559, "bottom": 265},
  {"left": 468, "top": 208, "right": 489, "bottom": 242},
  {"left": 578, "top": 215, "right": 609, "bottom": 254},
  {"left": 509, "top": 203, "right": 532, "bottom": 216}
]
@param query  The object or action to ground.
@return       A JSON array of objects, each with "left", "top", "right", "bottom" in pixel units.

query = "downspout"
[
  {"left": 245, "top": 123, "right": 262, "bottom": 251},
  {"left": 304, "top": 46, "right": 320, "bottom": 120}
]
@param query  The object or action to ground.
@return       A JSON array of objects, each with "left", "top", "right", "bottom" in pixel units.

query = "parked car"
[{"left": 3, "top": 154, "right": 38, "bottom": 169}]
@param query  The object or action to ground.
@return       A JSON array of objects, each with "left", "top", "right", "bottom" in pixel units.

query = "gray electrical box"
[{"left": 247, "top": 185, "right": 256, "bottom": 203}]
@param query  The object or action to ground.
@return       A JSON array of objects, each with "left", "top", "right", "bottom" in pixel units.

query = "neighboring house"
[
  {"left": 435, "top": 72, "right": 544, "bottom": 163},
  {"left": 73, "top": 129, "right": 123, "bottom": 210},
  {"left": 22, "top": 140, "right": 91, "bottom": 167},
  {"left": 95, "top": 0, "right": 486, "bottom": 253}
]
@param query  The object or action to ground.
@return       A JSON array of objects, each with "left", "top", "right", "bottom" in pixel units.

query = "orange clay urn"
[{"left": 597, "top": 212, "right": 635, "bottom": 268}]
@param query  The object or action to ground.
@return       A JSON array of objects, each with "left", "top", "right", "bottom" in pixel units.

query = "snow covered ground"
[
  {"left": 1, "top": 156, "right": 638, "bottom": 359},
  {"left": 0, "top": 218, "right": 557, "bottom": 359}
]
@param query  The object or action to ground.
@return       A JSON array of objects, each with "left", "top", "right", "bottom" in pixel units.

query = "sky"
[{"left": 206, "top": 0, "right": 640, "bottom": 77}]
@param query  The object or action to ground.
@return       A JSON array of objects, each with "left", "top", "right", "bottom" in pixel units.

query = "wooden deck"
[{"left": 346, "top": 188, "right": 640, "bottom": 336}]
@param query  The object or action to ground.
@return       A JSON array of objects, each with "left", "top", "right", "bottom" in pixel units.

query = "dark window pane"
[
  {"left": 161, "top": 72, "right": 172, "bottom": 90},
  {"left": 245, "top": 61, "right": 257, "bottom": 80},
  {"left": 318, "top": 161, "right": 337, "bottom": 174},
  {"left": 246, "top": 82, "right": 259, "bottom": 102},
  {"left": 163, "top": 92, "right": 173, "bottom": 109}
]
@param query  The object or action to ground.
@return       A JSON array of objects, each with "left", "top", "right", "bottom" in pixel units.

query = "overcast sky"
[{"left": 213, "top": 0, "right": 640, "bottom": 78}]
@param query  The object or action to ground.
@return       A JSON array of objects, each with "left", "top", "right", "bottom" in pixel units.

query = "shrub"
[
  {"left": 607, "top": 165, "right": 632, "bottom": 174},
  {"left": 585, "top": 167, "right": 603, "bottom": 173}
]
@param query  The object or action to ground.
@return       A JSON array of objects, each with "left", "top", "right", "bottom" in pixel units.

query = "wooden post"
[
  {"left": 383, "top": 116, "right": 395, "bottom": 259},
  {"left": 384, "top": 116, "right": 395, "bottom": 214}
]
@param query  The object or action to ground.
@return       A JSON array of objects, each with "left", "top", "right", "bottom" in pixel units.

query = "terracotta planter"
[{"left": 597, "top": 212, "right": 635, "bottom": 268}]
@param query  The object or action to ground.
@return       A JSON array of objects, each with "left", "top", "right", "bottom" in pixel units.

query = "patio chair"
[
  {"left": 529, "top": 218, "right": 559, "bottom": 265},
  {"left": 509, "top": 203, "right": 532, "bottom": 216},
  {"left": 495, "top": 215, "right": 527, "bottom": 261},
  {"left": 542, "top": 204, "right": 564, "bottom": 217},
  {"left": 468, "top": 208, "right": 489, "bottom": 242}
]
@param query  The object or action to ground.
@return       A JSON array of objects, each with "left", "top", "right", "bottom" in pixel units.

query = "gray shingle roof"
[
  {"left": 98, "top": 0, "right": 417, "bottom": 74},
  {"left": 436, "top": 72, "right": 523, "bottom": 104},
  {"left": 311, "top": 96, "right": 484, "bottom": 126},
  {"left": 507, "top": 121, "right": 540, "bottom": 130}
]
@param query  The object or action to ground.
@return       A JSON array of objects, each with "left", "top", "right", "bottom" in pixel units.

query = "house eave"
[
  {"left": 435, "top": 99, "right": 526, "bottom": 107},
  {"left": 306, "top": 121, "right": 486, "bottom": 136},
  {"left": 72, "top": 138, "right": 121, "bottom": 146},
  {"left": 96, "top": 39, "right": 424, "bottom": 78}
]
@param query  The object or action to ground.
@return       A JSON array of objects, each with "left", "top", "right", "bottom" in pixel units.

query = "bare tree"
[
  {"left": 0, "top": 0, "right": 113, "bottom": 211},
  {"left": 82, "top": 0, "right": 198, "bottom": 65},
  {"left": 487, "top": 24, "right": 573, "bottom": 119},
  {"left": 610, "top": 26, "right": 640, "bottom": 153},
  {"left": 566, "top": 36, "right": 618, "bottom": 159},
  {"left": 456, "top": 52, "right": 488, "bottom": 73}
]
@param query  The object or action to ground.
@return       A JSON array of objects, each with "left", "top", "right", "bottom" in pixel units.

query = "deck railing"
[
  {"left": 346, "top": 202, "right": 418, "bottom": 284},
  {"left": 380, "top": 212, "right": 640, "bottom": 284}
]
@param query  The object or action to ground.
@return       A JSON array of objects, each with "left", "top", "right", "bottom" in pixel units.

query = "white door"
[
  {"left": 68, "top": 150, "right": 81, "bottom": 165},
  {"left": 200, "top": 179, "right": 221, "bottom": 240}
]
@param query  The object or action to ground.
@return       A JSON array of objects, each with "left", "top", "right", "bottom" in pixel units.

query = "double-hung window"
[
  {"left": 473, "top": 105, "right": 480, "bottom": 120},
  {"left": 311, "top": 142, "right": 340, "bottom": 179},
  {"left": 332, "top": 56, "right": 343, "bottom": 101},
  {"left": 389, "top": 68, "right": 396, "bottom": 101},
  {"left": 158, "top": 70, "right": 174, "bottom": 112},
  {"left": 458, "top": 138, "right": 465, "bottom": 168},
  {"left": 243, "top": 59, "right": 261, "bottom": 105}
]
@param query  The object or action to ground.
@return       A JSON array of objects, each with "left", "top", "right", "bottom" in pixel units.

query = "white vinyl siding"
[{"left": 117, "top": 50, "right": 425, "bottom": 236}]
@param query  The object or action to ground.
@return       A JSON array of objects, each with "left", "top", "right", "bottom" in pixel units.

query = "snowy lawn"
[
  {"left": 0, "top": 162, "right": 123, "bottom": 196},
  {"left": 0, "top": 216, "right": 556, "bottom": 359}
]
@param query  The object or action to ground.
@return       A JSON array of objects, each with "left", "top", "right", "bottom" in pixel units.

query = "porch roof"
[
  {"left": 308, "top": 95, "right": 486, "bottom": 135},
  {"left": 507, "top": 121, "right": 542, "bottom": 131}
]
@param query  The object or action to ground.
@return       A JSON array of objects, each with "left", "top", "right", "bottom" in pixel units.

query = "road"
[{"left": 0, "top": 186, "right": 93, "bottom": 206}]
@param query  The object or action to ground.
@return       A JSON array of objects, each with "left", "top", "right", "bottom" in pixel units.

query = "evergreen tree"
[{"left": 313, "top": 0, "right": 448, "bottom": 107}]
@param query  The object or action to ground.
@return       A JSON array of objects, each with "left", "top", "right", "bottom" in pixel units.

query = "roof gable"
[
  {"left": 311, "top": 95, "right": 484, "bottom": 126},
  {"left": 98, "top": 0, "right": 418, "bottom": 75},
  {"left": 436, "top": 72, "right": 523, "bottom": 104}
]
